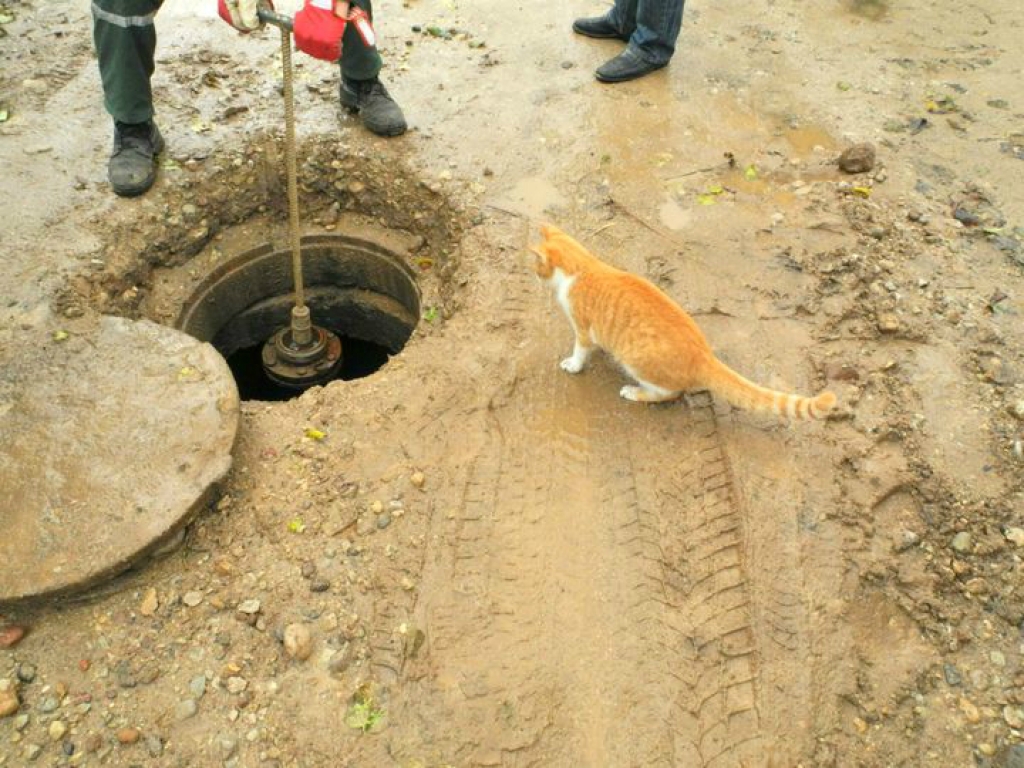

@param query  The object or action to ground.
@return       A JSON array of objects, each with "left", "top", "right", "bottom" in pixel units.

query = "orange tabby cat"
[{"left": 529, "top": 224, "right": 836, "bottom": 420}]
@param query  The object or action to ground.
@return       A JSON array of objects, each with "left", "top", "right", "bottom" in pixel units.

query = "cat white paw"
[
  {"left": 560, "top": 357, "right": 584, "bottom": 374},
  {"left": 619, "top": 385, "right": 642, "bottom": 401}
]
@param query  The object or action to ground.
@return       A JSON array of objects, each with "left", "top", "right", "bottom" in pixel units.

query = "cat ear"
[{"left": 540, "top": 223, "right": 563, "bottom": 241}]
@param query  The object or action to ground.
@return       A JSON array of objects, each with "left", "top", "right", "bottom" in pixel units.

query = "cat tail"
[{"left": 702, "top": 357, "right": 837, "bottom": 420}]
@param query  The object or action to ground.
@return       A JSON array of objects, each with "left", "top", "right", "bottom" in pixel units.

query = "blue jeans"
[{"left": 606, "top": 0, "right": 685, "bottom": 66}]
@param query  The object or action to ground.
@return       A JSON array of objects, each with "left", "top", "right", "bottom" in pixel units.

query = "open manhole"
[{"left": 178, "top": 233, "right": 421, "bottom": 400}]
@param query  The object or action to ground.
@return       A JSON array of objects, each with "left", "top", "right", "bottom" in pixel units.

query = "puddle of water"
[
  {"left": 783, "top": 124, "right": 837, "bottom": 157},
  {"left": 658, "top": 198, "right": 692, "bottom": 231},
  {"left": 845, "top": 0, "right": 889, "bottom": 21},
  {"left": 498, "top": 176, "right": 566, "bottom": 219}
]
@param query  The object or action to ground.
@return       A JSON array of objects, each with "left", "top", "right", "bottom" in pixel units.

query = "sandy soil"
[{"left": 2, "top": 0, "right": 1024, "bottom": 766}]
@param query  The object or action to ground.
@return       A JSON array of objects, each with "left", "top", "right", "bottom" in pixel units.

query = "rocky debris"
[
  {"left": 410, "top": 470, "right": 426, "bottom": 489},
  {"left": 139, "top": 587, "right": 159, "bottom": 616},
  {"left": 0, "top": 679, "right": 20, "bottom": 717},
  {"left": 1005, "top": 527, "right": 1024, "bottom": 547},
  {"left": 48, "top": 719, "right": 68, "bottom": 741},
  {"left": 951, "top": 532, "right": 973, "bottom": 553},
  {"left": 16, "top": 662, "right": 36, "bottom": 683},
  {"left": 175, "top": 698, "right": 199, "bottom": 721},
  {"left": 189, "top": 674, "right": 207, "bottom": 699},
  {"left": 838, "top": 143, "right": 877, "bottom": 174},
  {"left": 283, "top": 623, "right": 313, "bottom": 661},
  {"left": 0, "top": 624, "right": 26, "bottom": 648},
  {"left": 182, "top": 590, "right": 204, "bottom": 607},
  {"left": 237, "top": 598, "right": 261, "bottom": 615},
  {"left": 116, "top": 727, "right": 141, "bottom": 744}
]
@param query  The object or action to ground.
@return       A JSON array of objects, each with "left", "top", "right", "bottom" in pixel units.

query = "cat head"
[{"left": 528, "top": 224, "right": 575, "bottom": 280}]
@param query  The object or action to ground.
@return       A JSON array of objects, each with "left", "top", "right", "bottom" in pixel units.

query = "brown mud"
[{"left": 1, "top": 0, "right": 1023, "bottom": 766}]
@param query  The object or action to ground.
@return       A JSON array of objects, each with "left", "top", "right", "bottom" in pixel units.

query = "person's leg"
[
  {"left": 572, "top": 0, "right": 635, "bottom": 41},
  {"left": 338, "top": 0, "right": 406, "bottom": 136},
  {"left": 595, "top": 0, "right": 684, "bottom": 82},
  {"left": 92, "top": 0, "right": 165, "bottom": 195}
]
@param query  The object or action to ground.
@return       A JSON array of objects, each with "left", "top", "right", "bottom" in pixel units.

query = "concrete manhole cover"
[{"left": 0, "top": 316, "right": 239, "bottom": 605}]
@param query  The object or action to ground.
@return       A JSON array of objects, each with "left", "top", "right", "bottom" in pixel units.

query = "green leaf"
[
  {"left": 287, "top": 517, "right": 306, "bottom": 534},
  {"left": 423, "top": 306, "right": 439, "bottom": 323},
  {"left": 744, "top": 164, "right": 758, "bottom": 180},
  {"left": 345, "top": 701, "right": 385, "bottom": 732}
]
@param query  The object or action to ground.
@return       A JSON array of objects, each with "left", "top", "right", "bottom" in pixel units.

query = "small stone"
[
  {"left": 38, "top": 695, "right": 59, "bottom": 713},
  {"left": 0, "top": 686, "right": 20, "bottom": 718},
  {"left": 853, "top": 716, "right": 868, "bottom": 734},
  {"left": 999, "top": 745, "right": 1024, "bottom": 768},
  {"left": 83, "top": 733, "right": 103, "bottom": 753},
  {"left": 943, "top": 663, "right": 962, "bottom": 686},
  {"left": 14, "top": 713, "right": 29, "bottom": 731},
  {"left": 283, "top": 623, "right": 313, "bottom": 661},
  {"left": 838, "top": 143, "right": 876, "bottom": 174},
  {"left": 876, "top": 313, "right": 900, "bottom": 334},
  {"left": 225, "top": 676, "right": 248, "bottom": 695},
  {"left": 959, "top": 696, "right": 981, "bottom": 723},
  {"left": 990, "top": 650, "right": 1006, "bottom": 667},
  {"left": 189, "top": 675, "right": 207, "bottom": 699},
  {"left": 951, "top": 532, "right": 972, "bottom": 553},
  {"left": 410, "top": 471, "right": 426, "bottom": 489},
  {"left": 145, "top": 734, "right": 164, "bottom": 757},
  {"left": 175, "top": 699, "right": 198, "bottom": 721},
  {"left": 376, "top": 513, "right": 392, "bottom": 530},
  {"left": 1005, "top": 527, "right": 1024, "bottom": 547},
  {"left": 0, "top": 625, "right": 26, "bottom": 649},
  {"left": 237, "top": 599, "right": 261, "bottom": 615},
  {"left": 300, "top": 562, "right": 316, "bottom": 579},
  {"left": 16, "top": 664, "right": 36, "bottom": 684},
  {"left": 182, "top": 590, "right": 204, "bottom": 607},
  {"left": 368, "top": 500, "right": 384, "bottom": 515},
  {"left": 140, "top": 587, "right": 158, "bottom": 616},
  {"left": 116, "top": 727, "right": 141, "bottom": 745},
  {"left": 979, "top": 743, "right": 996, "bottom": 757},
  {"left": 24, "top": 744, "right": 42, "bottom": 761},
  {"left": 1009, "top": 400, "right": 1024, "bottom": 421},
  {"left": 219, "top": 735, "right": 238, "bottom": 758},
  {"left": 309, "top": 578, "right": 331, "bottom": 593},
  {"left": 1003, "top": 705, "right": 1024, "bottom": 729},
  {"left": 49, "top": 720, "right": 68, "bottom": 741}
]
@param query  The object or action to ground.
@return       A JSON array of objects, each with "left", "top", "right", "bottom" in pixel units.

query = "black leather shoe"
[
  {"left": 572, "top": 15, "right": 628, "bottom": 41},
  {"left": 595, "top": 49, "right": 666, "bottom": 83},
  {"left": 340, "top": 77, "right": 407, "bottom": 137},
  {"left": 108, "top": 121, "right": 164, "bottom": 197}
]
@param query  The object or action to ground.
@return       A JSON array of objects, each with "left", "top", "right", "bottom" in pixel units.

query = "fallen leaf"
[
  {"left": 52, "top": 330, "right": 69, "bottom": 342},
  {"left": 744, "top": 164, "right": 758, "bottom": 180},
  {"left": 287, "top": 518, "right": 306, "bottom": 534},
  {"left": 852, "top": 186, "right": 872, "bottom": 198},
  {"left": 0, "top": 109, "right": 8, "bottom": 123},
  {"left": 836, "top": 81, "right": 852, "bottom": 91},
  {"left": 305, "top": 427, "right": 326, "bottom": 441},
  {"left": 423, "top": 306, "right": 439, "bottom": 323},
  {"left": 415, "top": 256, "right": 434, "bottom": 270}
]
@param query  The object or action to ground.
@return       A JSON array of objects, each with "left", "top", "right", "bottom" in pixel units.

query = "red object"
[
  {"left": 293, "top": 0, "right": 348, "bottom": 61},
  {"left": 217, "top": 0, "right": 273, "bottom": 32},
  {"left": 0, "top": 625, "right": 25, "bottom": 649}
]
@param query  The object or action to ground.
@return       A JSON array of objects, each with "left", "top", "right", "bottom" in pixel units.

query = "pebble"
[
  {"left": 410, "top": 471, "right": 426, "bottom": 489},
  {"left": 189, "top": 675, "right": 207, "bottom": 699},
  {"left": 959, "top": 696, "right": 981, "bottom": 723},
  {"left": 1005, "top": 527, "right": 1024, "bottom": 547},
  {"left": 1004, "top": 705, "right": 1024, "bottom": 729},
  {"left": 376, "top": 513, "right": 392, "bottom": 530},
  {"left": 183, "top": 590, "right": 204, "bottom": 607},
  {"left": 979, "top": 743, "right": 996, "bottom": 757},
  {"left": 145, "top": 734, "right": 164, "bottom": 757},
  {"left": 990, "top": 650, "right": 1006, "bottom": 667},
  {"left": 49, "top": 720, "right": 68, "bottom": 741},
  {"left": 309, "top": 578, "right": 331, "bottom": 593},
  {"left": 0, "top": 685, "right": 20, "bottom": 717},
  {"left": 838, "top": 143, "right": 876, "bottom": 174},
  {"left": 140, "top": 587, "right": 158, "bottom": 616},
  {"left": 116, "top": 727, "right": 140, "bottom": 745},
  {"left": 16, "top": 664, "right": 36, "bottom": 684},
  {"left": 328, "top": 645, "right": 353, "bottom": 675},
  {"left": 283, "top": 623, "right": 313, "bottom": 661},
  {"left": 300, "top": 562, "right": 316, "bottom": 579},
  {"left": 225, "top": 676, "right": 248, "bottom": 695},
  {"left": 951, "top": 532, "right": 972, "bottom": 553},
  {"left": 237, "top": 599, "right": 261, "bottom": 615},
  {"left": 970, "top": 669, "right": 990, "bottom": 691},
  {"left": 219, "top": 735, "right": 238, "bottom": 758},
  {"left": 83, "top": 733, "right": 103, "bottom": 753},
  {"left": 876, "top": 313, "right": 900, "bottom": 334},
  {"left": 1009, "top": 400, "right": 1024, "bottom": 421},
  {"left": 0, "top": 625, "right": 26, "bottom": 649},
  {"left": 1002, "top": 745, "right": 1024, "bottom": 768},
  {"left": 943, "top": 663, "right": 962, "bottom": 686},
  {"left": 175, "top": 699, "right": 198, "bottom": 721},
  {"left": 39, "top": 695, "right": 59, "bottom": 713},
  {"left": 23, "top": 744, "right": 41, "bottom": 761},
  {"left": 14, "top": 714, "right": 29, "bottom": 731}
]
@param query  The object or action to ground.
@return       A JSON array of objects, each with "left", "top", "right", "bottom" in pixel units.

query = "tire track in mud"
[{"left": 402, "top": 244, "right": 803, "bottom": 765}]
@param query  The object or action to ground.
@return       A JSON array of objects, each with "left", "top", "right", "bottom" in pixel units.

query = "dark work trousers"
[
  {"left": 606, "top": 0, "right": 685, "bottom": 66},
  {"left": 339, "top": 0, "right": 383, "bottom": 82},
  {"left": 92, "top": 0, "right": 164, "bottom": 125}
]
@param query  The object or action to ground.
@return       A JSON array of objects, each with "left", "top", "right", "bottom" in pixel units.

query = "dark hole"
[{"left": 225, "top": 335, "right": 393, "bottom": 402}]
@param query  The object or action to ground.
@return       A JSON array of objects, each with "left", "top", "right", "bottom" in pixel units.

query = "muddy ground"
[{"left": 2, "top": 0, "right": 1024, "bottom": 766}]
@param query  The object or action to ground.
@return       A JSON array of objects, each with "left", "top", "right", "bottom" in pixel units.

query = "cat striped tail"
[{"left": 702, "top": 357, "right": 836, "bottom": 420}]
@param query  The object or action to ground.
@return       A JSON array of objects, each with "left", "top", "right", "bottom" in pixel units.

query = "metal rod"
[{"left": 257, "top": 7, "right": 293, "bottom": 31}]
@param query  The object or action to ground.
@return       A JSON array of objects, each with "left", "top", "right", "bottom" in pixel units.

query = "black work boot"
[
  {"left": 572, "top": 14, "right": 629, "bottom": 41},
  {"left": 340, "top": 77, "right": 407, "bottom": 137},
  {"left": 108, "top": 121, "right": 164, "bottom": 197}
]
